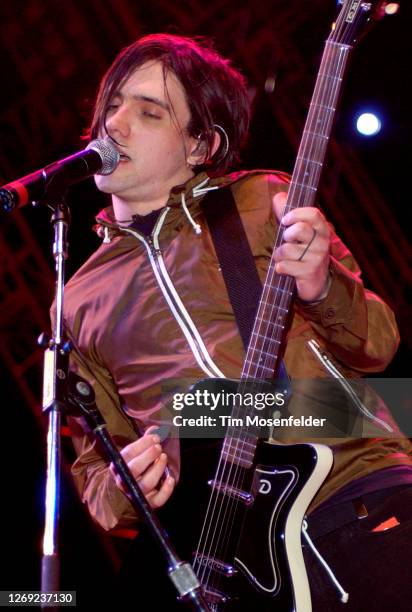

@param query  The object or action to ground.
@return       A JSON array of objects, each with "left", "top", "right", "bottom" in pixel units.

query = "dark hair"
[{"left": 89, "top": 33, "right": 250, "bottom": 174}]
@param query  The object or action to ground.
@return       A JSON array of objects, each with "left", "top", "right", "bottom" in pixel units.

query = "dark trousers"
[
  {"left": 303, "top": 487, "right": 412, "bottom": 611},
  {"left": 114, "top": 486, "right": 412, "bottom": 611}
]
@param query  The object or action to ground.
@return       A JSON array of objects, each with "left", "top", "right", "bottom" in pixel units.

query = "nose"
[{"left": 105, "top": 104, "right": 131, "bottom": 141}]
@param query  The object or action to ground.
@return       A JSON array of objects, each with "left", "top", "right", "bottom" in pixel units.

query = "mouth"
[{"left": 105, "top": 139, "right": 131, "bottom": 162}]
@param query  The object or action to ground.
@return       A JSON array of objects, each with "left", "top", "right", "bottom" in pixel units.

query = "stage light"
[
  {"left": 385, "top": 3, "right": 400, "bottom": 16},
  {"left": 356, "top": 113, "right": 382, "bottom": 136}
]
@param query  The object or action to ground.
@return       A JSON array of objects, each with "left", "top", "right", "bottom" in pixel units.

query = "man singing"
[{"left": 61, "top": 34, "right": 412, "bottom": 610}]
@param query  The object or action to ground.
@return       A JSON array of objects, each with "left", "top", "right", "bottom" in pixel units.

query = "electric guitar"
[{"left": 181, "top": 3, "right": 387, "bottom": 610}]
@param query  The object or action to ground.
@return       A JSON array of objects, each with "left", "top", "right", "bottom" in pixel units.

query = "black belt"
[{"left": 305, "top": 484, "right": 411, "bottom": 540}]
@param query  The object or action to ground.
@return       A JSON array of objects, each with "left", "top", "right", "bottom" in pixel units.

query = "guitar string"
[
  {"left": 201, "top": 42, "right": 351, "bottom": 594},
  {"left": 193, "top": 38, "right": 349, "bottom": 594},
  {"left": 195, "top": 43, "right": 350, "bottom": 596},
  {"left": 193, "top": 36, "right": 351, "bottom": 596}
]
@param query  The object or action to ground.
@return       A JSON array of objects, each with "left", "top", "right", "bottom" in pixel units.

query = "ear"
[{"left": 187, "top": 130, "right": 221, "bottom": 166}]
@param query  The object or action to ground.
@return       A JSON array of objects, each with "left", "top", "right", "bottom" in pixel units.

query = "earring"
[{"left": 213, "top": 124, "right": 230, "bottom": 157}]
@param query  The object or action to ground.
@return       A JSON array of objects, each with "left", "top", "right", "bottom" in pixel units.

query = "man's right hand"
[{"left": 110, "top": 430, "right": 175, "bottom": 509}]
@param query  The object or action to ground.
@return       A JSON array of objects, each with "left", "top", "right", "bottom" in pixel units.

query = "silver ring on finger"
[{"left": 297, "top": 227, "right": 317, "bottom": 262}]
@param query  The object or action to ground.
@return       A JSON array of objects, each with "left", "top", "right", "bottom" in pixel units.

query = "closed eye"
[{"left": 143, "top": 111, "right": 160, "bottom": 118}]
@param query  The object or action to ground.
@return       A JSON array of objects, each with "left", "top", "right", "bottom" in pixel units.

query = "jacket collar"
[
  {"left": 94, "top": 171, "right": 226, "bottom": 241},
  {"left": 93, "top": 169, "right": 255, "bottom": 242},
  {"left": 95, "top": 171, "right": 209, "bottom": 228}
]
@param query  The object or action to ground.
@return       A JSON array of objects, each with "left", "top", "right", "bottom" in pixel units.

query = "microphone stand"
[
  {"left": 38, "top": 175, "right": 73, "bottom": 611},
  {"left": 66, "top": 373, "right": 211, "bottom": 612},
  {"left": 26, "top": 173, "right": 209, "bottom": 611}
]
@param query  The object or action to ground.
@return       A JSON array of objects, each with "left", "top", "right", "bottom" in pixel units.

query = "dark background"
[{"left": 0, "top": 0, "right": 410, "bottom": 607}]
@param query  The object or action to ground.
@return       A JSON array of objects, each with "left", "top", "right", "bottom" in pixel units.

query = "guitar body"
[
  {"left": 190, "top": 442, "right": 333, "bottom": 611},
  {"left": 119, "top": 434, "right": 332, "bottom": 611},
  {"left": 226, "top": 441, "right": 333, "bottom": 611},
  {"left": 151, "top": 378, "right": 331, "bottom": 610}
]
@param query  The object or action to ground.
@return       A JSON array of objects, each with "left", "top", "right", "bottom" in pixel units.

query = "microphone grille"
[{"left": 86, "top": 138, "right": 120, "bottom": 175}]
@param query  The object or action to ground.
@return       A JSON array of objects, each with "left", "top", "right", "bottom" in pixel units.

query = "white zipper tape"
[
  {"left": 152, "top": 220, "right": 225, "bottom": 379},
  {"left": 123, "top": 210, "right": 224, "bottom": 379},
  {"left": 307, "top": 339, "right": 393, "bottom": 433}
]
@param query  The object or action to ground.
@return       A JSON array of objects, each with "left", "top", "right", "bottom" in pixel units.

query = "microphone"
[{"left": 0, "top": 138, "right": 120, "bottom": 213}]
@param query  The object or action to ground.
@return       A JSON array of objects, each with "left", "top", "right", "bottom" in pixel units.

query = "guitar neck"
[
  {"left": 243, "top": 40, "right": 352, "bottom": 383},
  {"left": 218, "top": 3, "right": 383, "bottom": 469}
]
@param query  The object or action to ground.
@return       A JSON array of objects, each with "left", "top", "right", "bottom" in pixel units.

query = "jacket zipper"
[
  {"left": 122, "top": 208, "right": 225, "bottom": 379},
  {"left": 307, "top": 339, "right": 393, "bottom": 432}
]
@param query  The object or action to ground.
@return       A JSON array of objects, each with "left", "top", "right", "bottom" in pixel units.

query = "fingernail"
[
  {"left": 152, "top": 435, "right": 161, "bottom": 444},
  {"left": 149, "top": 425, "right": 170, "bottom": 442}
]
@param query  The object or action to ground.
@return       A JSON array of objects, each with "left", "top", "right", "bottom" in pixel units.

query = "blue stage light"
[{"left": 356, "top": 113, "right": 382, "bottom": 136}]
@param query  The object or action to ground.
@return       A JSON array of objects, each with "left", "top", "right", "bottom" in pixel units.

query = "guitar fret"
[
  {"left": 223, "top": 445, "right": 257, "bottom": 456},
  {"left": 223, "top": 447, "right": 254, "bottom": 458},
  {"left": 318, "top": 71, "right": 343, "bottom": 82},
  {"left": 296, "top": 156, "right": 323, "bottom": 166},
  {"left": 223, "top": 438, "right": 257, "bottom": 449},
  {"left": 249, "top": 343, "right": 281, "bottom": 357},
  {"left": 291, "top": 181, "right": 318, "bottom": 191},
  {"left": 326, "top": 40, "right": 351, "bottom": 50},
  {"left": 309, "top": 102, "right": 336, "bottom": 112},
  {"left": 260, "top": 288, "right": 293, "bottom": 298},
  {"left": 219, "top": 453, "right": 253, "bottom": 469},
  {"left": 301, "top": 130, "right": 329, "bottom": 139},
  {"left": 245, "top": 359, "right": 274, "bottom": 371},
  {"left": 254, "top": 318, "right": 285, "bottom": 327},
  {"left": 257, "top": 347, "right": 280, "bottom": 357},
  {"left": 260, "top": 305, "right": 289, "bottom": 313},
  {"left": 249, "top": 338, "right": 283, "bottom": 351}
]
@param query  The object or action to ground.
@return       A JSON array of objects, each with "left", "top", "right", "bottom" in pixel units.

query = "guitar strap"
[{"left": 203, "top": 185, "right": 290, "bottom": 385}]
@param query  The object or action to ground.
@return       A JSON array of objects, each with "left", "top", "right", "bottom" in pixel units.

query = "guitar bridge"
[
  {"left": 202, "top": 586, "right": 229, "bottom": 605},
  {"left": 196, "top": 553, "right": 237, "bottom": 577},
  {"left": 208, "top": 479, "right": 254, "bottom": 505}
]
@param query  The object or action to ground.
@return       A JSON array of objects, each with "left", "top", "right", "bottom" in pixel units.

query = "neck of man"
[
  {"left": 112, "top": 193, "right": 169, "bottom": 220},
  {"left": 112, "top": 168, "right": 195, "bottom": 221}
]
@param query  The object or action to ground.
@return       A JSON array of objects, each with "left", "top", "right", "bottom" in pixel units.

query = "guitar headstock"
[{"left": 330, "top": 1, "right": 388, "bottom": 46}]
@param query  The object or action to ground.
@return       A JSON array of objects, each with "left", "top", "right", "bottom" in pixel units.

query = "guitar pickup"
[
  {"left": 208, "top": 479, "right": 254, "bottom": 505},
  {"left": 195, "top": 553, "right": 237, "bottom": 577}
]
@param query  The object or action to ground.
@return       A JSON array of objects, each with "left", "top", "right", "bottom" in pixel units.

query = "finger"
[
  {"left": 272, "top": 191, "right": 288, "bottom": 223},
  {"left": 275, "top": 259, "right": 311, "bottom": 277},
  {"left": 274, "top": 243, "right": 306, "bottom": 262},
  {"left": 144, "top": 425, "right": 161, "bottom": 437},
  {"left": 274, "top": 239, "right": 328, "bottom": 263},
  {"left": 126, "top": 443, "right": 163, "bottom": 480},
  {"left": 282, "top": 221, "right": 316, "bottom": 244},
  {"left": 146, "top": 475, "right": 175, "bottom": 509},
  {"left": 137, "top": 452, "right": 169, "bottom": 495},
  {"left": 281, "top": 207, "right": 330, "bottom": 237},
  {"left": 120, "top": 433, "right": 161, "bottom": 464}
]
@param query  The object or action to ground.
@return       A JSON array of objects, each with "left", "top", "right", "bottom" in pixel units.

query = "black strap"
[{"left": 203, "top": 186, "right": 289, "bottom": 382}]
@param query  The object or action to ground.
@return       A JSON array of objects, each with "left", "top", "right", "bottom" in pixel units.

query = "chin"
[{"left": 94, "top": 175, "right": 121, "bottom": 194}]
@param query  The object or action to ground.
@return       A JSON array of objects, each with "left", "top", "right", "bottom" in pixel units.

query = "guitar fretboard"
[{"left": 223, "top": 41, "right": 352, "bottom": 468}]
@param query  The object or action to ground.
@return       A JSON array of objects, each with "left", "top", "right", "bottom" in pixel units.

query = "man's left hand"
[{"left": 272, "top": 192, "right": 331, "bottom": 302}]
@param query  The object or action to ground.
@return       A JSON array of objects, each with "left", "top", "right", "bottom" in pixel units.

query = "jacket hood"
[{"left": 93, "top": 169, "right": 289, "bottom": 242}]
